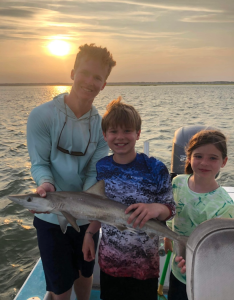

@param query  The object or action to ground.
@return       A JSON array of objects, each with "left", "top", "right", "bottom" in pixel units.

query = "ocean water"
[{"left": 0, "top": 84, "right": 234, "bottom": 299}]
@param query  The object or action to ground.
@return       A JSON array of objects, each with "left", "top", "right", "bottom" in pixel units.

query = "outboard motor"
[
  {"left": 170, "top": 125, "right": 215, "bottom": 180},
  {"left": 186, "top": 218, "right": 234, "bottom": 300}
]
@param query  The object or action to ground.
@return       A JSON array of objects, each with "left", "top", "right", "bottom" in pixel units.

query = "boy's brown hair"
[
  {"left": 102, "top": 96, "right": 141, "bottom": 133},
  {"left": 185, "top": 129, "right": 227, "bottom": 174},
  {"left": 74, "top": 43, "right": 116, "bottom": 79}
]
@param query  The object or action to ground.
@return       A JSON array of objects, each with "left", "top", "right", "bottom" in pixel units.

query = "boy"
[
  {"left": 82, "top": 97, "right": 176, "bottom": 300},
  {"left": 27, "top": 44, "right": 116, "bottom": 300}
]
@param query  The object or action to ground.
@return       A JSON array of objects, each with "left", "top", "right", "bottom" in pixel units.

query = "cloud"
[
  {"left": 0, "top": 7, "right": 35, "bottom": 18},
  {"left": 0, "top": 1, "right": 182, "bottom": 41},
  {"left": 0, "top": 0, "right": 232, "bottom": 41},
  {"left": 181, "top": 13, "right": 234, "bottom": 23},
  {"left": 86, "top": 0, "right": 224, "bottom": 13},
  {"left": 0, "top": 0, "right": 233, "bottom": 82}
]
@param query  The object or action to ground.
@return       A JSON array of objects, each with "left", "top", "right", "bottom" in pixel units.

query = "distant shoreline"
[{"left": 0, "top": 82, "right": 234, "bottom": 87}]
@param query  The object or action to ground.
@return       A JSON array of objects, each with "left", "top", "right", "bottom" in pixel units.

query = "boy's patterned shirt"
[
  {"left": 96, "top": 153, "right": 175, "bottom": 280},
  {"left": 167, "top": 174, "right": 234, "bottom": 284}
]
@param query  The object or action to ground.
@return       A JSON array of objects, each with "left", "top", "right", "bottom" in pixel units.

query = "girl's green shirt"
[{"left": 167, "top": 174, "right": 234, "bottom": 284}]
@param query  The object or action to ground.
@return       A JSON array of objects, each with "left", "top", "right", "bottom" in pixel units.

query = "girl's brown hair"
[
  {"left": 185, "top": 129, "right": 227, "bottom": 174},
  {"left": 102, "top": 96, "right": 141, "bottom": 133}
]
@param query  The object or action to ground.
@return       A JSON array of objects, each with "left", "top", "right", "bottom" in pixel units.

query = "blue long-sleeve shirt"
[
  {"left": 27, "top": 93, "right": 109, "bottom": 225},
  {"left": 97, "top": 153, "right": 176, "bottom": 280}
]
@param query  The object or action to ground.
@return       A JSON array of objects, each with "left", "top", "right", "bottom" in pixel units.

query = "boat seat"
[{"left": 186, "top": 218, "right": 234, "bottom": 300}]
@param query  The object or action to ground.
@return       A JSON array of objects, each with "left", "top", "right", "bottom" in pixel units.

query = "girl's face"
[{"left": 189, "top": 143, "right": 228, "bottom": 179}]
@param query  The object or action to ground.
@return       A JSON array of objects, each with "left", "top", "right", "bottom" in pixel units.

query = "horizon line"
[{"left": 0, "top": 81, "right": 234, "bottom": 87}]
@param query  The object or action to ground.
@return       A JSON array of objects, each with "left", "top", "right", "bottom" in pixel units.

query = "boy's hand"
[
  {"left": 29, "top": 182, "right": 55, "bottom": 214},
  {"left": 125, "top": 203, "right": 169, "bottom": 228},
  {"left": 82, "top": 233, "right": 95, "bottom": 262},
  {"left": 164, "top": 237, "right": 173, "bottom": 253},
  {"left": 175, "top": 256, "right": 186, "bottom": 274}
]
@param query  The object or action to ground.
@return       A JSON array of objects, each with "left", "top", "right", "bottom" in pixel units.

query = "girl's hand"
[
  {"left": 175, "top": 256, "right": 186, "bottom": 274},
  {"left": 164, "top": 237, "right": 173, "bottom": 253},
  {"left": 125, "top": 203, "right": 169, "bottom": 228},
  {"left": 82, "top": 233, "right": 95, "bottom": 262}
]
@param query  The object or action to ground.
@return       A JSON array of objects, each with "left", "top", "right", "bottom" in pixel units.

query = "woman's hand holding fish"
[
  {"left": 29, "top": 182, "right": 55, "bottom": 214},
  {"left": 125, "top": 203, "right": 170, "bottom": 228}
]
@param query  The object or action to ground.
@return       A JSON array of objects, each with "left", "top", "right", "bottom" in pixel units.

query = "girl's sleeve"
[
  {"left": 215, "top": 201, "right": 234, "bottom": 219},
  {"left": 219, "top": 207, "right": 234, "bottom": 219},
  {"left": 27, "top": 105, "right": 55, "bottom": 187}
]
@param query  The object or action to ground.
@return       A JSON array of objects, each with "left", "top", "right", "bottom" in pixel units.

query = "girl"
[{"left": 165, "top": 129, "right": 234, "bottom": 300}]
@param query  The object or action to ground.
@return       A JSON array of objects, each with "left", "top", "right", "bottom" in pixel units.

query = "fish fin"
[
  {"left": 57, "top": 215, "right": 69, "bottom": 234},
  {"left": 115, "top": 224, "right": 128, "bottom": 232},
  {"left": 115, "top": 224, "right": 140, "bottom": 235},
  {"left": 61, "top": 211, "right": 80, "bottom": 233},
  {"left": 85, "top": 180, "right": 106, "bottom": 197},
  {"left": 126, "top": 227, "right": 141, "bottom": 235}
]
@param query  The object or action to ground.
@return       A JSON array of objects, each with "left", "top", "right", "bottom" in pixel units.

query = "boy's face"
[
  {"left": 103, "top": 126, "right": 141, "bottom": 162},
  {"left": 70, "top": 56, "right": 108, "bottom": 105}
]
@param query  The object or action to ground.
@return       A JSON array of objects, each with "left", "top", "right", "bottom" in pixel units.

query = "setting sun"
[{"left": 48, "top": 40, "right": 70, "bottom": 56}]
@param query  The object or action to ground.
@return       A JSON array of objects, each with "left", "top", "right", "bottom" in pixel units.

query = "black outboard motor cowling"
[{"left": 170, "top": 125, "right": 215, "bottom": 180}]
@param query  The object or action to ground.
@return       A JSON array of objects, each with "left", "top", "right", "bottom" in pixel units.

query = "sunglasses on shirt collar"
[{"left": 57, "top": 102, "right": 91, "bottom": 156}]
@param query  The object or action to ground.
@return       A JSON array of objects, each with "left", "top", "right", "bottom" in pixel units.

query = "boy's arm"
[
  {"left": 125, "top": 161, "right": 175, "bottom": 228},
  {"left": 82, "top": 221, "right": 101, "bottom": 262},
  {"left": 83, "top": 128, "right": 109, "bottom": 191},
  {"left": 125, "top": 202, "right": 171, "bottom": 228},
  {"left": 27, "top": 106, "right": 55, "bottom": 186},
  {"left": 27, "top": 106, "right": 56, "bottom": 198}
]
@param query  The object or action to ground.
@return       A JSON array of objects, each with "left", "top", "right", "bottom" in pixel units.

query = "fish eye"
[{"left": 27, "top": 197, "right": 32, "bottom": 202}]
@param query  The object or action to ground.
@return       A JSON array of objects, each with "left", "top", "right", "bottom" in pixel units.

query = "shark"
[{"left": 8, "top": 180, "right": 188, "bottom": 258}]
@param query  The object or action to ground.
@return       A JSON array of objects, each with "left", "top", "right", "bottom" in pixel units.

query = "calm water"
[{"left": 0, "top": 85, "right": 234, "bottom": 299}]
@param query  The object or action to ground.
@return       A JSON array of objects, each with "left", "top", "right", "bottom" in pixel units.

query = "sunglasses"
[{"left": 57, "top": 102, "right": 91, "bottom": 156}]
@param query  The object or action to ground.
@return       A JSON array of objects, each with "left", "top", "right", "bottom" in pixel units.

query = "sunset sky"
[{"left": 0, "top": 0, "right": 234, "bottom": 83}]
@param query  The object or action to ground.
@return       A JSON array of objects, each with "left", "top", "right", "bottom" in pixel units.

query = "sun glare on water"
[{"left": 48, "top": 40, "right": 70, "bottom": 56}]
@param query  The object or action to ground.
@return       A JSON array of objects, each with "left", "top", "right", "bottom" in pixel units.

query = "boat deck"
[{"left": 15, "top": 259, "right": 102, "bottom": 300}]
